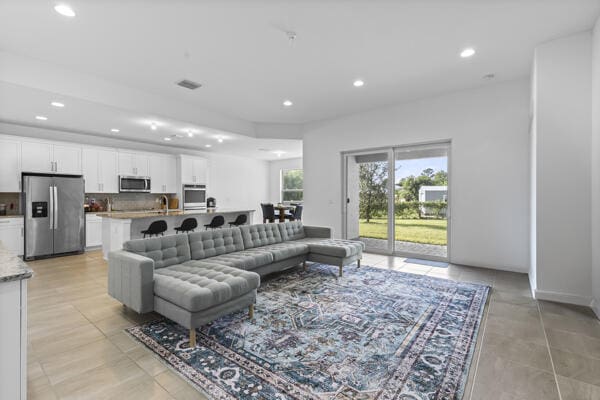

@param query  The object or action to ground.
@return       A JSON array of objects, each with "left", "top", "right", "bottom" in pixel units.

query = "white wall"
[
  {"left": 267, "top": 158, "right": 302, "bottom": 203},
  {"left": 303, "top": 79, "right": 531, "bottom": 272},
  {"left": 206, "top": 153, "right": 269, "bottom": 224},
  {"left": 592, "top": 16, "right": 600, "bottom": 317},
  {"left": 532, "top": 32, "right": 593, "bottom": 305}
]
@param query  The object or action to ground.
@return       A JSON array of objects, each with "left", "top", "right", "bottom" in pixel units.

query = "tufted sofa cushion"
[
  {"left": 154, "top": 263, "right": 260, "bottom": 312},
  {"left": 188, "top": 228, "right": 244, "bottom": 260},
  {"left": 251, "top": 242, "right": 310, "bottom": 262},
  {"left": 123, "top": 234, "right": 191, "bottom": 269},
  {"left": 307, "top": 239, "right": 365, "bottom": 258},
  {"left": 277, "top": 221, "right": 306, "bottom": 241},
  {"left": 185, "top": 250, "right": 273, "bottom": 270},
  {"left": 239, "top": 223, "right": 283, "bottom": 249}
]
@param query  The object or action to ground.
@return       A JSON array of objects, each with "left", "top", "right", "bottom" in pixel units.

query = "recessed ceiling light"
[
  {"left": 150, "top": 123, "right": 157, "bottom": 131},
  {"left": 110, "top": 128, "right": 120, "bottom": 133},
  {"left": 186, "top": 129, "right": 194, "bottom": 137},
  {"left": 217, "top": 136, "right": 224, "bottom": 143},
  {"left": 54, "top": 4, "right": 76, "bottom": 17},
  {"left": 35, "top": 116, "right": 48, "bottom": 121},
  {"left": 460, "top": 48, "right": 476, "bottom": 58},
  {"left": 163, "top": 137, "right": 171, "bottom": 141},
  {"left": 353, "top": 79, "right": 365, "bottom": 87},
  {"left": 283, "top": 100, "right": 293, "bottom": 107},
  {"left": 205, "top": 144, "right": 212, "bottom": 148},
  {"left": 51, "top": 101, "right": 64, "bottom": 107},
  {"left": 273, "top": 150, "right": 286, "bottom": 158}
]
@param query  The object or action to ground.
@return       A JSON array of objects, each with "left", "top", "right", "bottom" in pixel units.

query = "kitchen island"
[
  {"left": 98, "top": 208, "right": 255, "bottom": 260},
  {"left": 0, "top": 243, "right": 32, "bottom": 400}
]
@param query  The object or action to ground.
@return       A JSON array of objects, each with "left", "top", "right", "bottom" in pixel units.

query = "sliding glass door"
[{"left": 343, "top": 142, "right": 449, "bottom": 260}]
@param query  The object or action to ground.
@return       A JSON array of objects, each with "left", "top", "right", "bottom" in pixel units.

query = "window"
[{"left": 281, "top": 169, "right": 303, "bottom": 202}]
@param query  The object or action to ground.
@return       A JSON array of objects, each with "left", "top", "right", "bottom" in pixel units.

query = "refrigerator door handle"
[
  {"left": 49, "top": 185, "right": 54, "bottom": 230},
  {"left": 53, "top": 185, "right": 59, "bottom": 230}
]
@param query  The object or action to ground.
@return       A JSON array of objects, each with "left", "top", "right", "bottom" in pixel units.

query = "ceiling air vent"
[{"left": 177, "top": 79, "right": 202, "bottom": 90}]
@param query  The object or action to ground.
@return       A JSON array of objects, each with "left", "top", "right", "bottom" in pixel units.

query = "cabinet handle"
[
  {"left": 21, "top": 227, "right": 23, "bottom": 236},
  {"left": 50, "top": 161, "right": 54, "bottom": 172}
]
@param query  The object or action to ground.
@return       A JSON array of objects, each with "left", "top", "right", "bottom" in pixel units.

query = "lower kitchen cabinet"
[
  {"left": 0, "top": 217, "right": 24, "bottom": 256},
  {"left": 86, "top": 214, "right": 103, "bottom": 248}
]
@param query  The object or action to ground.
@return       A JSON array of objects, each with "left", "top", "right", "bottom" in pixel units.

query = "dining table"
[{"left": 275, "top": 204, "right": 294, "bottom": 222}]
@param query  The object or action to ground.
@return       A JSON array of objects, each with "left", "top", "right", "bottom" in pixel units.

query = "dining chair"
[
  {"left": 260, "top": 203, "right": 276, "bottom": 223},
  {"left": 285, "top": 205, "right": 303, "bottom": 221}
]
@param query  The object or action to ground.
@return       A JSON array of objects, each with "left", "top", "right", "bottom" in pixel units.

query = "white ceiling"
[
  {"left": 0, "top": 0, "right": 598, "bottom": 156},
  {"left": 0, "top": 81, "right": 302, "bottom": 160}
]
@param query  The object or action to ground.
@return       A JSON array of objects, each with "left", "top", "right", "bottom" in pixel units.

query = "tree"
[
  {"left": 397, "top": 168, "right": 448, "bottom": 202},
  {"left": 359, "top": 162, "right": 388, "bottom": 222}
]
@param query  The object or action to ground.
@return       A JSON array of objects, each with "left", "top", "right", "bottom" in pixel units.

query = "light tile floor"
[{"left": 25, "top": 250, "right": 600, "bottom": 400}]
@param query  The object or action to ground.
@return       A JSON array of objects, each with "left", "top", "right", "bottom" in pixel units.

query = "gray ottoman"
[
  {"left": 153, "top": 263, "right": 260, "bottom": 346},
  {"left": 306, "top": 239, "right": 365, "bottom": 277}
]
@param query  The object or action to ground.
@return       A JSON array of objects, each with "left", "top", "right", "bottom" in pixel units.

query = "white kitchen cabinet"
[
  {"left": 118, "top": 152, "right": 149, "bottom": 177},
  {"left": 98, "top": 149, "right": 119, "bottom": 193},
  {"left": 150, "top": 154, "right": 177, "bottom": 193},
  {"left": 21, "top": 141, "right": 53, "bottom": 173},
  {"left": 86, "top": 214, "right": 103, "bottom": 248},
  {"left": 21, "top": 141, "right": 81, "bottom": 175},
  {"left": 83, "top": 148, "right": 118, "bottom": 193},
  {"left": 180, "top": 156, "right": 207, "bottom": 184},
  {"left": 0, "top": 218, "right": 24, "bottom": 256},
  {"left": 53, "top": 144, "right": 82, "bottom": 174},
  {"left": 0, "top": 139, "right": 21, "bottom": 192}
]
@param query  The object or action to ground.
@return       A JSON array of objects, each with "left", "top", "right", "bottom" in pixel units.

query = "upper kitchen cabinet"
[
  {"left": 82, "top": 148, "right": 118, "bottom": 193},
  {"left": 21, "top": 141, "right": 81, "bottom": 175},
  {"left": 180, "top": 155, "right": 208, "bottom": 184},
  {"left": 150, "top": 154, "right": 177, "bottom": 193},
  {"left": 118, "top": 152, "right": 149, "bottom": 177},
  {"left": 0, "top": 139, "right": 21, "bottom": 192},
  {"left": 53, "top": 144, "right": 82, "bottom": 174},
  {"left": 21, "top": 141, "right": 53, "bottom": 173}
]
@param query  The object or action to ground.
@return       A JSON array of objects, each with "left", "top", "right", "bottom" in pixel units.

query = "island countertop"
[
  {"left": 0, "top": 243, "right": 32, "bottom": 283},
  {"left": 95, "top": 208, "right": 255, "bottom": 220}
]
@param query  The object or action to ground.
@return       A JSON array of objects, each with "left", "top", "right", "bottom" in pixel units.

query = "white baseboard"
[
  {"left": 534, "top": 289, "right": 592, "bottom": 307},
  {"left": 591, "top": 298, "right": 600, "bottom": 319}
]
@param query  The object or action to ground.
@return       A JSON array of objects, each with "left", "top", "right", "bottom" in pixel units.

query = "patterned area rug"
[{"left": 127, "top": 264, "right": 489, "bottom": 400}]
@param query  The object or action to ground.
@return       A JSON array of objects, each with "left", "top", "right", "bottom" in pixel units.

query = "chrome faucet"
[{"left": 160, "top": 195, "right": 169, "bottom": 214}]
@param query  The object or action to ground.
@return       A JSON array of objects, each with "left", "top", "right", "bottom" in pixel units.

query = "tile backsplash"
[
  {"left": 0, "top": 193, "right": 20, "bottom": 215},
  {"left": 85, "top": 193, "right": 177, "bottom": 212}
]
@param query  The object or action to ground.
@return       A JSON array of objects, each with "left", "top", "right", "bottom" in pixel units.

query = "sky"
[{"left": 394, "top": 156, "right": 447, "bottom": 183}]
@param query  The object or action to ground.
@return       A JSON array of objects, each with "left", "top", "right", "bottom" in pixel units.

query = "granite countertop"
[
  {"left": 0, "top": 244, "right": 32, "bottom": 282},
  {"left": 96, "top": 208, "right": 255, "bottom": 220},
  {"left": 0, "top": 215, "right": 23, "bottom": 219}
]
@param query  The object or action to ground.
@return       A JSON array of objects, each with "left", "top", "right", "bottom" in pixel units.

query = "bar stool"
[
  {"left": 228, "top": 214, "right": 247, "bottom": 227},
  {"left": 174, "top": 218, "right": 198, "bottom": 234},
  {"left": 203, "top": 215, "right": 225, "bottom": 230},
  {"left": 141, "top": 220, "right": 168, "bottom": 238}
]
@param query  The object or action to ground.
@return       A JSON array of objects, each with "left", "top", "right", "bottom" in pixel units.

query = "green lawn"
[{"left": 359, "top": 218, "right": 447, "bottom": 245}]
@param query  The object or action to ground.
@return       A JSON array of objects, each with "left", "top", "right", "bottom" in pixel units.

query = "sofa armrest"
[
  {"left": 303, "top": 225, "right": 332, "bottom": 239},
  {"left": 108, "top": 250, "right": 155, "bottom": 313}
]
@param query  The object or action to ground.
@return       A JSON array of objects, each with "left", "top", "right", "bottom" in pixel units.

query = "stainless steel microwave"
[
  {"left": 119, "top": 176, "right": 151, "bottom": 193},
  {"left": 183, "top": 184, "right": 207, "bottom": 209}
]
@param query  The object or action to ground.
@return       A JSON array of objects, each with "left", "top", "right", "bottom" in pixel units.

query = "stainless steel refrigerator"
[{"left": 23, "top": 174, "right": 85, "bottom": 260}]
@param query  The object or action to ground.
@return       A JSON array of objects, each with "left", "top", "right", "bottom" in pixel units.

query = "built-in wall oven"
[
  {"left": 119, "top": 176, "right": 151, "bottom": 193},
  {"left": 183, "top": 184, "right": 207, "bottom": 210}
]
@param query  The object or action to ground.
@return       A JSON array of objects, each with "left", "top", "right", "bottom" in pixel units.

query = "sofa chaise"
[{"left": 108, "top": 221, "right": 364, "bottom": 346}]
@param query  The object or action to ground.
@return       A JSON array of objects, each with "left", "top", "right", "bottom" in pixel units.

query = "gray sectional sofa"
[{"left": 108, "top": 221, "right": 364, "bottom": 346}]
